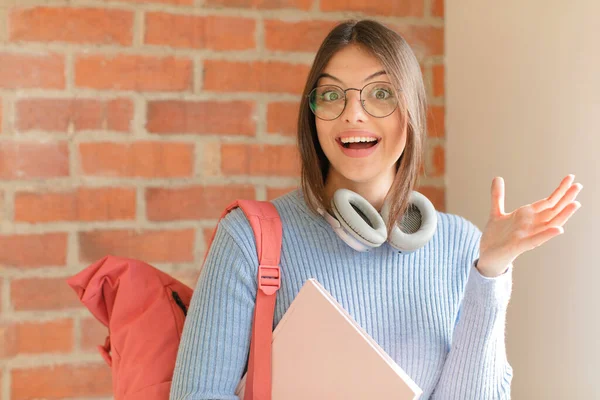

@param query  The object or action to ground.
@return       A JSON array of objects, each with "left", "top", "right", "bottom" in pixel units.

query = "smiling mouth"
[{"left": 337, "top": 138, "right": 381, "bottom": 149}]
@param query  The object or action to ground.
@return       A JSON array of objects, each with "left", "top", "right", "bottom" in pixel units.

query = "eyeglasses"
[{"left": 308, "top": 81, "right": 401, "bottom": 121}]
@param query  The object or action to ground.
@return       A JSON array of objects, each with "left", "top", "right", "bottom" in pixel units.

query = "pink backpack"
[{"left": 67, "top": 200, "right": 282, "bottom": 400}]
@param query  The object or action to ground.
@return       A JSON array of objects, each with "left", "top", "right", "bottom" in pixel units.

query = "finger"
[
  {"left": 530, "top": 201, "right": 581, "bottom": 236},
  {"left": 518, "top": 226, "right": 564, "bottom": 253},
  {"left": 531, "top": 174, "right": 575, "bottom": 212},
  {"left": 490, "top": 177, "right": 505, "bottom": 217},
  {"left": 536, "top": 183, "right": 583, "bottom": 223},
  {"left": 543, "top": 201, "right": 581, "bottom": 229}
]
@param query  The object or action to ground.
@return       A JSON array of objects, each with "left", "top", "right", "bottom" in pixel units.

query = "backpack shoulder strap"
[{"left": 211, "top": 199, "right": 282, "bottom": 400}]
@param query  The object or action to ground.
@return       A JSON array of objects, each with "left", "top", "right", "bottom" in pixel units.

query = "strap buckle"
[{"left": 258, "top": 264, "right": 281, "bottom": 296}]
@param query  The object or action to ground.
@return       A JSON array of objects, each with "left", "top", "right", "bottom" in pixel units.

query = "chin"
[{"left": 338, "top": 168, "right": 382, "bottom": 184}]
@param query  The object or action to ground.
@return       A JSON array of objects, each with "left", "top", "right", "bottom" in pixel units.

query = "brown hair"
[{"left": 297, "top": 19, "right": 428, "bottom": 233}]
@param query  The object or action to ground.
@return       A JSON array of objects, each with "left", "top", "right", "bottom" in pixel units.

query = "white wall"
[{"left": 446, "top": 1, "right": 599, "bottom": 398}]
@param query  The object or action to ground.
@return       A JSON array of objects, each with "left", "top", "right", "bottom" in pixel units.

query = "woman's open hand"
[{"left": 477, "top": 175, "right": 582, "bottom": 277}]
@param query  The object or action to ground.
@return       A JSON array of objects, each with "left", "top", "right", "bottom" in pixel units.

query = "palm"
[{"left": 478, "top": 175, "right": 582, "bottom": 276}]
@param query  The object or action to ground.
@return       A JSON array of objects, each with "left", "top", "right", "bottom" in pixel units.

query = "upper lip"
[{"left": 336, "top": 130, "right": 381, "bottom": 141}]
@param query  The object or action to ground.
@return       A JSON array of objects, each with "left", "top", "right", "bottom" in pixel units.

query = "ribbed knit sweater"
[{"left": 170, "top": 188, "right": 513, "bottom": 399}]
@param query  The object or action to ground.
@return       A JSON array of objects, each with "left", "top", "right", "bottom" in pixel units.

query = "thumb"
[{"left": 490, "top": 177, "right": 505, "bottom": 216}]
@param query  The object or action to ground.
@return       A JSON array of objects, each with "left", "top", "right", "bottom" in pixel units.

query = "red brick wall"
[{"left": 0, "top": 1, "right": 445, "bottom": 398}]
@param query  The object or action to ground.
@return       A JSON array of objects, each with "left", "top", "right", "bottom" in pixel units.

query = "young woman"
[{"left": 170, "top": 19, "right": 582, "bottom": 399}]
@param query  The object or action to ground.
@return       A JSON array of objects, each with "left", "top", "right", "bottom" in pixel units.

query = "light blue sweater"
[{"left": 170, "top": 188, "right": 513, "bottom": 399}]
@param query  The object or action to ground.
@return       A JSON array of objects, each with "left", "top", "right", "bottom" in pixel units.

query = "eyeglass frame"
[{"left": 306, "top": 81, "right": 403, "bottom": 121}]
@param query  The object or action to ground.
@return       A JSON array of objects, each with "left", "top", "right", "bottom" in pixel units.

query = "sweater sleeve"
[
  {"left": 170, "top": 218, "right": 258, "bottom": 400},
  {"left": 431, "top": 222, "right": 514, "bottom": 400}
]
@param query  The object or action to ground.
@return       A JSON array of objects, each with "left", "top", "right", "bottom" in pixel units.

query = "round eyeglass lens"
[
  {"left": 361, "top": 82, "right": 398, "bottom": 118},
  {"left": 308, "top": 85, "right": 346, "bottom": 120}
]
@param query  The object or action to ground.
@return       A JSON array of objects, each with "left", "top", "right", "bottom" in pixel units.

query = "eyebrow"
[{"left": 317, "top": 70, "right": 387, "bottom": 85}]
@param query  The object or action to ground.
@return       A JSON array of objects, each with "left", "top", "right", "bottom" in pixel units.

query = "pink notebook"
[{"left": 235, "top": 278, "right": 422, "bottom": 399}]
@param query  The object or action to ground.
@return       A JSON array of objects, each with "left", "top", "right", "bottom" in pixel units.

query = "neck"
[{"left": 324, "top": 168, "right": 395, "bottom": 212}]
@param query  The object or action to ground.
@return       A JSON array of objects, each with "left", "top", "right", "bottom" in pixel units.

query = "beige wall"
[{"left": 446, "top": 1, "right": 599, "bottom": 398}]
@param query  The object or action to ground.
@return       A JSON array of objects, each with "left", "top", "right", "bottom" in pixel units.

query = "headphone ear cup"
[
  {"left": 331, "top": 189, "right": 388, "bottom": 250},
  {"left": 381, "top": 191, "right": 438, "bottom": 253}
]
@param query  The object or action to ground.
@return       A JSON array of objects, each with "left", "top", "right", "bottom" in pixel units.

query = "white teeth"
[{"left": 340, "top": 137, "right": 378, "bottom": 144}]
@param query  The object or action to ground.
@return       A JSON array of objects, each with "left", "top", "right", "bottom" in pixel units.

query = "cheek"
[
  {"left": 382, "top": 114, "right": 407, "bottom": 152},
  {"left": 315, "top": 120, "right": 333, "bottom": 147}
]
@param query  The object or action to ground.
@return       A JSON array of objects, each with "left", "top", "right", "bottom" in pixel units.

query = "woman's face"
[{"left": 315, "top": 45, "right": 407, "bottom": 187}]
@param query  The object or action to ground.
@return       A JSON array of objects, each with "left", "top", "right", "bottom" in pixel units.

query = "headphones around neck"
[{"left": 316, "top": 189, "right": 438, "bottom": 253}]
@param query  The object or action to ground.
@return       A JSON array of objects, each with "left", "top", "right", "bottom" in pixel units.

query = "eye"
[
  {"left": 373, "top": 88, "right": 391, "bottom": 100},
  {"left": 321, "top": 90, "right": 341, "bottom": 101}
]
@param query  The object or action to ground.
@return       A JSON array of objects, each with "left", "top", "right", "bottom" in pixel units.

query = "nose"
[{"left": 341, "top": 89, "right": 368, "bottom": 123}]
